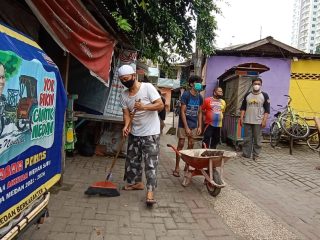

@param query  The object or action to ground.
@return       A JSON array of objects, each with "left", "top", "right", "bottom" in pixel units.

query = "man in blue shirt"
[{"left": 173, "top": 75, "right": 203, "bottom": 177}]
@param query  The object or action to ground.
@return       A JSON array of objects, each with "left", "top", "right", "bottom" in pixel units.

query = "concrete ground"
[
  {"left": 23, "top": 113, "right": 320, "bottom": 240},
  {"left": 224, "top": 140, "right": 320, "bottom": 240}
]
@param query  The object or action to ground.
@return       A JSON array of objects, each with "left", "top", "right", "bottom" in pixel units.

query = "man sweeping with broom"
[{"left": 118, "top": 64, "right": 164, "bottom": 206}]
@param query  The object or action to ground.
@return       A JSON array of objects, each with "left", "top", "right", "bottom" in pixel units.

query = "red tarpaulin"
[{"left": 26, "top": 0, "right": 116, "bottom": 86}]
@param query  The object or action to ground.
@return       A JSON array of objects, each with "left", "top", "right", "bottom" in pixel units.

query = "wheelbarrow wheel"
[{"left": 205, "top": 169, "right": 223, "bottom": 197}]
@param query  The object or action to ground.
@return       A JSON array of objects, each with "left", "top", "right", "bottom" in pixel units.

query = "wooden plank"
[{"left": 75, "top": 113, "right": 124, "bottom": 124}]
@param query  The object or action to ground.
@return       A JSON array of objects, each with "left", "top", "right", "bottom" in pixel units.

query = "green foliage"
[
  {"left": 111, "top": 12, "right": 132, "bottom": 32},
  {"left": 105, "top": 1, "right": 220, "bottom": 65},
  {"left": 0, "top": 50, "right": 22, "bottom": 80},
  {"left": 316, "top": 45, "right": 320, "bottom": 54},
  {"left": 193, "top": 0, "right": 220, "bottom": 56}
]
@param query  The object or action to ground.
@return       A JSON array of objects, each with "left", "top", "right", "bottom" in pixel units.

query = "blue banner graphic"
[{"left": 0, "top": 23, "right": 67, "bottom": 228}]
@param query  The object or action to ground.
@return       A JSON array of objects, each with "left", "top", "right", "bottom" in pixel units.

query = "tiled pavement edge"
[
  {"left": 160, "top": 134, "right": 300, "bottom": 240},
  {"left": 23, "top": 139, "right": 240, "bottom": 239},
  {"left": 223, "top": 143, "right": 320, "bottom": 240},
  {"left": 23, "top": 114, "right": 319, "bottom": 240},
  {"left": 163, "top": 114, "right": 320, "bottom": 239}
]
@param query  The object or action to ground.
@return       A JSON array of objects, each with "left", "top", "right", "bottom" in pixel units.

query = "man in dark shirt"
[{"left": 173, "top": 75, "right": 203, "bottom": 177}]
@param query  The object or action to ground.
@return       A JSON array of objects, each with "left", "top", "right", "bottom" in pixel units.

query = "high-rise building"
[{"left": 291, "top": 0, "right": 320, "bottom": 53}]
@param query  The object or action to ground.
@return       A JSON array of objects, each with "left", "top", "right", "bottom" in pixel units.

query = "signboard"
[{"left": 0, "top": 23, "right": 67, "bottom": 229}]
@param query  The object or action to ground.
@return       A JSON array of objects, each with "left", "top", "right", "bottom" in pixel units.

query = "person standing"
[
  {"left": 202, "top": 87, "right": 226, "bottom": 149},
  {"left": 173, "top": 75, "right": 203, "bottom": 177},
  {"left": 118, "top": 65, "right": 164, "bottom": 205},
  {"left": 157, "top": 90, "right": 166, "bottom": 134},
  {"left": 240, "top": 77, "right": 270, "bottom": 160}
]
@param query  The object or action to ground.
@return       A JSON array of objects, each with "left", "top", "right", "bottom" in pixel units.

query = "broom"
[
  {"left": 84, "top": 135, "right": 125, "bottom": 196},
  {"left": 85, "top": 103, "right": 139, "bottom": 197}
]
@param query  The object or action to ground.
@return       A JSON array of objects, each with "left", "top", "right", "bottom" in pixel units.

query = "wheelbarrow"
[{"left": 167, "top": 144, "right": 236, "bottom": 196}]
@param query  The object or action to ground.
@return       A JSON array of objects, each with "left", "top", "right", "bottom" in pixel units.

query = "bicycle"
[
  {"left": 270, "top": 95, "right": 310, "bottom": 148},
  {"left": 306, "top": 117, "right": 320, "bottom": 152}
]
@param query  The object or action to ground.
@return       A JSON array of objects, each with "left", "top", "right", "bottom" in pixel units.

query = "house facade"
[
  {"left": 290, "top": 59, "right": 320, "bottom": 116},
  {"left": 205, "top": 36, "right": 320, "bottom": 145}
]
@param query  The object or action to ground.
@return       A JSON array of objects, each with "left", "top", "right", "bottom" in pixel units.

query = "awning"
[
  {"left": 148, "top": 67, "right": 159, "bottom": 77},
  {"left": 26, "top": 0, "right": 117, "bottom": 86},
  {"left": 157, "top": 78, "right": 180, "bottom": 89}
]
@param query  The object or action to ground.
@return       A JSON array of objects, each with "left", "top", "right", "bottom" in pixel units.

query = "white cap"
[{"left": 118, "top": 65, "right": 135, "bottom": 77}]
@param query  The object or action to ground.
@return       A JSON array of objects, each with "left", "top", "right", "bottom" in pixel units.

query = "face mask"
[
  {"left": 121, "top": 79, "right": 135, "bottom": 89},
  {"left": 253, "top": 85, "right": 261, "bottom": 91},
  {"left": 215, "top": 95, "right": 223, "bottom": 99},
  {"left": 194, "top": 83, "right": 202, "bottom": 91}
]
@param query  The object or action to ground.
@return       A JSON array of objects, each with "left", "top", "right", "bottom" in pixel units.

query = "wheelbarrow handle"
[{"left": 166, "top": 144, "right": 181, "bottom": 156}]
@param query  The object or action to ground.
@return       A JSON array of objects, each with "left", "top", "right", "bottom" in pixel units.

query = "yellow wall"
[{"left": 289, "top": 60, "right": 320, "bottom": 118}]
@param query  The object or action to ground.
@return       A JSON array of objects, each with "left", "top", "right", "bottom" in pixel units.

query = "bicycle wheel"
[
  {"left": 280, "top": 113, "right": 310, "bottom": 139},
  {"left": 270, "top": 122, "right": 281, "bottom": 148},
  {"left": 307, "top": 131, "right": 320, "bottom": 152}
]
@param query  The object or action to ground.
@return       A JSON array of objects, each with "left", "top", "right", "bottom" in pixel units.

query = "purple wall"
[{"left": 205, "top": 56, "right": 291, "bottom": 125}]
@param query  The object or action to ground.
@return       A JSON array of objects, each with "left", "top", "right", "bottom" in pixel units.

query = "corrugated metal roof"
[
  {"left": 211, "top": 36, "right": 320, "bottom": 59},
  {"left": 157, "top": 78, "right": 180, "bottom": 89},
  {"left": 214, "top": 50, "right": 320, "bottom": 59}
]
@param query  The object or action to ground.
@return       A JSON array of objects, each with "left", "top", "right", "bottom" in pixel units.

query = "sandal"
[
  {"left": 172, "top": 169, "right": 180, "bottom": 177},
  {"left": 146, "top": 191, "right": 157, "bottom": 206},
  {"left": 122, "top": 182, "right": 144, "bottom": 190}
]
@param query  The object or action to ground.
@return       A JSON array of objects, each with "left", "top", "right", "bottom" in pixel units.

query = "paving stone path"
[
  {"left": 23, "top": 115, "right": 319, "bottom": 240},
  {"left": 23, "top": 138, "right": 239, "bottom": 240},
  {"left": 224, "top": 143, "right": 320, "bottom": 240}
]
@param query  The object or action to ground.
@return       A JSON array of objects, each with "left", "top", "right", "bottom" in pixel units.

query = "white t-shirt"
[{"left": 120, "top": 82, "right": 161, "bottom": 136}]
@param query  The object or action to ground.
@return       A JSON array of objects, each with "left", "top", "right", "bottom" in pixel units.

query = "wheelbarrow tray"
[{"left": 179, "top": 149, "right": 236, "bottom": 169}]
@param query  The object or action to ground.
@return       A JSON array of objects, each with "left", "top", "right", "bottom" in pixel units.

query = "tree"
[
  {"left": 0, "top": 50, "right": 22, "bottom": 80},
  {"left": 104, "top": 0, "right": 220, "bottom": 66}
]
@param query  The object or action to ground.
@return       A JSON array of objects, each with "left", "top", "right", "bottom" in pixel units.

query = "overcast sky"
[{"left": 215, "top": 0, "right": 294, "bottom": 48}]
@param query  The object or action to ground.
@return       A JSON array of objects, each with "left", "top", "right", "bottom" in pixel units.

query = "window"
[
  {"left": 312, "top": 24, "right": 316, "bottom": 27},
  {"left": 314, "top": 5, "right": 318, "bottom": 8},
  {"left": 312, "top": 31, "right": 315, "bottom": 33},
  {"left": 311, "top": 43, "right": 314, "bottom": 47},
  {"left": 313, "top": 18, "right": 317, "bottom": 21},
  {"left": 311, "top": 37, "right": 315, "bottom": 40}
]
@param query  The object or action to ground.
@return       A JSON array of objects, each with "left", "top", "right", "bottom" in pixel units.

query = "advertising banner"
[{"left": 0, "top": 23, "right": 67, "bottom": 228}]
